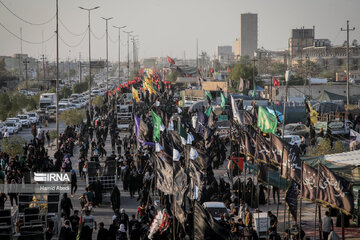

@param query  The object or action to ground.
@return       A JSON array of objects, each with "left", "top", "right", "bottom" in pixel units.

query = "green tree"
[
  {"left": 228, "top": 59, "right": 256, "bottom": 94},
  {"left": 0, "top": 93, "right": 11, "bottom": 120},
  {"left": 59, "top": 109, "right": 85, "bottom": 126},
  {"left": 333, "top": 141, "right": 345, "bottom": 153},
  {"left": 213, "top": 59, "right": 222, "bottom": 72},
  {"left": 61, "top": 86, "right": 72, "bottom": 99},
  {"left": 310, "top": 138, "right": 333, "bottom": 157},
  {"left": 166, "top": 71, "right": 180, "bottom": 82},
  {"left": 1, "top": 136, "right": 26, "bottom": 156},
  {"left": 92, "top": 96, "right": 104, "bottom": 108},
  {"left": 72, "top": 82, "right": 88, "bottom": 94}
]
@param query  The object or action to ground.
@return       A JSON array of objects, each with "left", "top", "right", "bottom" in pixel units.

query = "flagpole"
[
  {"left": 313, "top": 162, "right": 320, "bottom": 240},
  {"left": 299, "top": 161, "right": 303, "bottom": 231},
  {"left": 282, "top": 71, "right": 290, "bottom": 234}
]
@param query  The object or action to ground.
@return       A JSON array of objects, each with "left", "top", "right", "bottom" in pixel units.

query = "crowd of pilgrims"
[{"left": 0, "top": 92, "right": 311, "bottom": 240}]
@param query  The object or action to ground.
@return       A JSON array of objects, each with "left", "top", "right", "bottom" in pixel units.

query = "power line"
[
  {"left": 90, "top": 29, "right": 105, "bottom": 40},
  {"left": 0, "top": 0, "right": 55, "bottom": 26},
  {"left": 58, "top": 29, "right": 88, "bottom": 48},
  {"left": 0, "top": 20, "right": 55, "bottom": 44},
  {"left": 59, "top": 18, "right": 87, "bottom": 37}
]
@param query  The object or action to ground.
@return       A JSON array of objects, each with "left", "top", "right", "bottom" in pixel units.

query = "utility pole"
[
  {"left": 23, "top": 58, "right": 29, "bottom": 91},
  {"left": 78, "top": 52, "right": 82, "bottom": 83},
  {"left": 41, "top": 54, "right": 46, "bottom": 82},
  {"left": 252, "top": 52, "right": 258, "bottom": 99},
  {"left": 79, "top": 6, "right": 100, "bottom": 118},
  {"left": 196, "top": 39, "right": 198, "bottom": 69},
  {"left": 19, "top": 27, "right": 23, "bottom": 80},
  {"left": 101, "top": 17, "right": 113, "bottom": 92},
  {"left": 341, "top": 20, "right": 355, "bottom": 105},
  {"left": 56, "top": 0, "right": 59, "bottom": 149},
  {"left": 123, "top": 31, "right": 133, "bottom": 80},
  {"left": 113, "top": 25, "right": 126, "bottom": 86}
]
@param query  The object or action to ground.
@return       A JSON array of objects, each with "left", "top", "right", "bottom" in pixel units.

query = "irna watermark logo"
[{"left": 34, "top": 173, "right": 70, "bottom": 182}]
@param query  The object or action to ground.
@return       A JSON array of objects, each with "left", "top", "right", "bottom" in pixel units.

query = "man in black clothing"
[
  {"left": 71, "top": 170, "right": 77, "bottom": 197},
  {"left": 128, "top": 214, "right": 138, "bottom": 235},
  {"left": 69, "top": 210, "right": 80, "bottom": 235},
  {"left": 97, "top": 222, "right": 109, "bottom": 240},
  {"left": 60, "top": 193, "right": 73, "bottom": 219},
  {"left": 268, "top": 211, "right": 278, "bottom": 232},
  {"left": 0, "top": 191, "right": 7, "bottom": 209},
  {"left": 108, "top": 219, "right": 119, "bottom": 240},
  {"left": 130, "top": 222, "right": 141, "bottom": 240},
  {"left": 59, "top": 220, "right": 73, "bottom": 240}
]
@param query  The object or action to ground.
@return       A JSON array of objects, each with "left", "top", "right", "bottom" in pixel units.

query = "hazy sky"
[{"left": 1, "top": 0, "right": 360, "bottom": 62}]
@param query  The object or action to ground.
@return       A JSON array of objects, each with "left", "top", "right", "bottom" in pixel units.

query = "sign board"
[
  {"left": 254, "top": 212, "right": 270, "bottom": 235},
  {"left": 90, "top": 61, "right": 105, "bottom": 68},
  {"left": 314, "top": 121, "right": 327, "bottom": 132}
]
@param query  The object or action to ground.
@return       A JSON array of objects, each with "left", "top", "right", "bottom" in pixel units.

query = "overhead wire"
[
  {"left": 59, "top": 29, "right": 88, "bottom": 48},
  {"left": 59, "top": 18, "right": 87, "bottom": 37},
  {"left": 0, "top": 20, "right": 55, "bottom": 44},
  {"left": 90, "top": 29, "right": 105, "bottom": 40},
  {"left": 0, "top": 0, "right": 55, "bottom": 26}
]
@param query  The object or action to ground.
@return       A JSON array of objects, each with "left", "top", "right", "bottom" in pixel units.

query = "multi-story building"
[
  {"left": 216, "top": 46, "right": 233, "bottom": 65},
  {"left": 234, "top": 13, "right": 258, "bottom": 59},
  {"left": 288, "top": 27, "right": 315, "bottom": 58}
]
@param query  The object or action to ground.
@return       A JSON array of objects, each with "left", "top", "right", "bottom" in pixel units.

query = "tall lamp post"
[
  {"left": 113, "top": 25, "right": 126, "bottom": 86},
  {"left": 79, "top": 6, "right": 100, "bottom": 118},
  {"left": 101, "top": 17, "right": 113, "bottom": 92},
  {"left": 123, "top": 30, "right": 133, "bottom": 80}
]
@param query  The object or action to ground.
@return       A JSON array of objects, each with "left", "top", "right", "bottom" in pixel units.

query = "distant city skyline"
[{"left": 0, "top": 0, "right": 359, "bottom": 62}]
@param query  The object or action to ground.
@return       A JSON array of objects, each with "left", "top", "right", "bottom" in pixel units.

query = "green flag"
[
  {"left": 257, "top": 106, "right": 277, "bottom": 134},
  {"left": 177, "top": 121, "right": 187, "bottom": 144},
  {"left": 220, "top": 92, "right": 226, "bottom": 109},
  {"left": 205, "top": 106, "right": 212, "bottom": 117},
  {"left": 204, "top": 90, "right": 213, "bottom": 101},
  {"left": 151, "top": 110, "right": 162, "bottom": 142}
]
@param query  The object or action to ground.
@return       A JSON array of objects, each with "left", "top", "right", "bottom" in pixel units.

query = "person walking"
[
  {"left": 322, "top": 211, "right": 334, "bottom": 240},
  {"left": 60, "top": 193, "right": 73, "bottom": 219},
  {"left": 71, "top": 170, "right": 77, "bottom": 197},
  {"left": 97, "top": 222, "right": 109, "bottom": 240},
  {"left": 83, "top": 210, "right": 97, "bottom": 240}
]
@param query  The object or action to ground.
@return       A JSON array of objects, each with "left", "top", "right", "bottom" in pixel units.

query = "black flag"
[
  {"left": 317, "top": 163, "right": 354, "bottom": 215},
  {"left": 285, "top": 180, "right": 299, "bottom": 221},
  {"left": 301, "top": 162, "right": 317, "bottom": 202},
  {"left": 194, "top": 201, "right": 233, "bottom": 240}
]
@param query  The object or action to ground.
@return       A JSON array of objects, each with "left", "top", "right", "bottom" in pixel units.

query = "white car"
[
  {"left": 7, "top": 118, "right": 22, "bottom": 131},
  {"left": 17, "top": 115, "right": 31, "bottom": 128},
  {"left": 68, "top": 104, "right": 76, "bottom": 110},
  {"left": 27, "top": 112, "right": 39, "bottom": 124},
  {"left": 5, "top": 121, "right": 18, "bottom": 134},
  {"left": 284, "top": 135, "right": 302, "bottom": 147},
  {"left": 59, "top": 103, "right": 68, "bottom": 112},
  {"left": 202, "top": 202, "right": 229, "bottom": 221},
  {"left": 71, "top": 100, "right": 82, "bottom": 109}
]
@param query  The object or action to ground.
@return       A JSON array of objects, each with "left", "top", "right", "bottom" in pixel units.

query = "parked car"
[
  {"left": 5, "top": 120, "right": 18, "bottom": 134},
  {"left": 0, "top": 122, "right": 4, "bottom": 136},
  {"left": 17, "top": 114, "right": 31, "bottom": 128},
  {"left": 7, "top": 118, "right": 22, "bottom": 131},
  {"left": 202, "top": 202, "right": 229, "bottom": 221},
  {"left": 283, "top": 123, "right": 309, "bottom": 137},
  {"left": 27, "top": 112, "right": 39, "bottom": 124},
  {"left": 284, "top": 135, "right": 302, "bottom": 147}
]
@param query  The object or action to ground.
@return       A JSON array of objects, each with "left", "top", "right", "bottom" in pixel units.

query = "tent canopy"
[
  {"left": 314, "top": 90, "right": 347, "bottom": 102},
  {"left": 311, "top": 102, "right": 345, "bottom": 114}
]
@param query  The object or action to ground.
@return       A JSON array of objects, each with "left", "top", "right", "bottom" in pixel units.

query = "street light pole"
[
  {"left": 341, "top": 20, "right": 355, "bottom": 105},
  {"left": 113, "top": 25, "right": 126, "bottom": 86},
  {"left": 123, "top": 31, "right": 133, "bottom": 80},
  {"left": 79, "top": 5, "right": 100, "bottom": 119},
  {"left": 56, "top": 0, "right": 59, "bottom": 149},
  {"left": 101, "top": 17, "right": 113, "bottom": 92}
]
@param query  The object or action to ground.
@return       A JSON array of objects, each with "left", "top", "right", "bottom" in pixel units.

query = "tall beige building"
[{"left": 234, "top": 13, "right": 258, "bottom": 59}]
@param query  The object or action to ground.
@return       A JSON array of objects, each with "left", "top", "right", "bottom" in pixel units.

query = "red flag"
[
  {"left": 273, "top": 77, "right": 279, "bottom": 87},
  {"left": 227, "top": 67, "right": 231, "bottom": 73},
  {"left": 167, "top": 56, "right": 175, "bottom": 65},
  {"left": 210, "top": 68, "right": 214, "bottom": 73},
  {"left": 232, "top": 157, "right": 244, "bottom": 171}
]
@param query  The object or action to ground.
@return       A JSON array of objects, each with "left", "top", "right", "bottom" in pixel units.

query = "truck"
[
  {"left": 39, "top": 93, "right": 57, "bottom": 113},
  {"left": 116, "top": 104, "right": 133, "bottom": 131}
]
